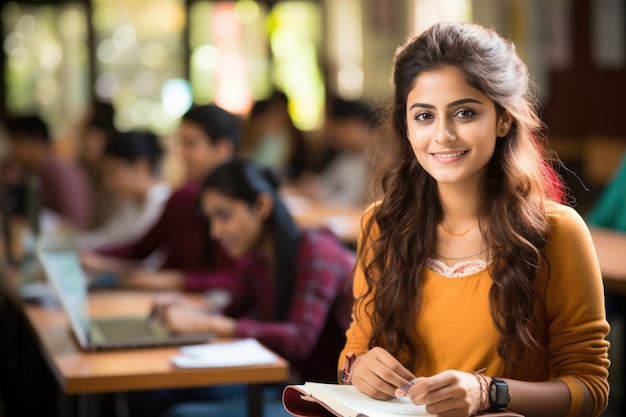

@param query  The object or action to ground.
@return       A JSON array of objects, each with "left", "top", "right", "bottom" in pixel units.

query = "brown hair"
[{"left": 359, "top": 22, "right": 564, "bottom": 377}]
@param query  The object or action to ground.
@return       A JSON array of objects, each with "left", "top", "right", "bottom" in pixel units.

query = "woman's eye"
[
  {"left": 455, "top": 109, "right": 475, "bottom": 119},
  {"left": 414, "top": 112, "right": 433, "bottom": 122},
  {"left": 217, "top": 211, "right": 232, "bottom": 221}
]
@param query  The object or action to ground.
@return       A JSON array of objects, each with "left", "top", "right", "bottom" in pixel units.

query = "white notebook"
[{"left": 171, "top": 338, "right": 279, "bottom": 368}]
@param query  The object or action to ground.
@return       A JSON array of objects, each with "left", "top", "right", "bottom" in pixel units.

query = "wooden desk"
[
  {"left": 19, "top": 290, "right": 290, "bottom": 416},
  {"left": 589, "top": 227, "right": 626, "bottom": 295}
]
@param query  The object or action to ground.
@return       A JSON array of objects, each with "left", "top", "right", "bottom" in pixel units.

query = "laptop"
[{"left": 35, "top": 236, "right": 214, "bottom": 350}]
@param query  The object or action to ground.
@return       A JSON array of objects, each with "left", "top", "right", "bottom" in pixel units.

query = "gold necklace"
[
  {"left": 440, "top": 224, "right": 473, "bottom": 238},
  {"left": 435, "top": 248, "right": 489, "bottom": 260}
]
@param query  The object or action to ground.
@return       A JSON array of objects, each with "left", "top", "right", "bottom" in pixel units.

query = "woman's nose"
[
  {"left": 209, "top": 223, "right": 221, "bottom": 240},
  {"left": 434, "top": 119, "right": 456, "bottom": 144}
]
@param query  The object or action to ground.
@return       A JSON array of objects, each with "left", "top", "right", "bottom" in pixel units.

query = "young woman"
[
  {"left": 339, "top": 22, "right": 610, "bottom": 417},
  {"left": 78, "top": 131, "right": 171, "bottom": 250},
  {"left": 142, "top": 159, "right": 354, "bottom": 416},
  {"left": 160, "top": 158, "right": 354, "bottom": 381}
]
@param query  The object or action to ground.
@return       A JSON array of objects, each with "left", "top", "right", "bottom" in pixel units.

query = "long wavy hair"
[{"left": 360, "top": 22, "right": 565, "bottom": 377}]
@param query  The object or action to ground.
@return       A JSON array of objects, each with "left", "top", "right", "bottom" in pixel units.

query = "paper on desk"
[{"left": 171, "top": 338, "right": 279, "bottom": 368}]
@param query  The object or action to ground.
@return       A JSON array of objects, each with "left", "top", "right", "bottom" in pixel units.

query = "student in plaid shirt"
[{"left": 142, "top": 159, "right": 355, "bottom": 417}]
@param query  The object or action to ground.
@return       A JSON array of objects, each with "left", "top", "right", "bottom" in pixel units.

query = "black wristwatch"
[{"left": 489, "top": 377, "right": 510, "bottom": 411}]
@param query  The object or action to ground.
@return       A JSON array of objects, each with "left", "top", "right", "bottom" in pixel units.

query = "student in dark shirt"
[
  {"left": 4, "top": 115, "right": 91, "bottom": 230},
  {"left": 82, "top": 105, "right": 241, "bottom": 293}
]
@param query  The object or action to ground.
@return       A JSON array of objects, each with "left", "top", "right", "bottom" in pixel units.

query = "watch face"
[{"left": 490, "top": 378, "right": 509, "bottom": 410}]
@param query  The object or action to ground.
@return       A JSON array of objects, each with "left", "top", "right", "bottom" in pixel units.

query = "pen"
[{"left": 395, "top": 378, "right": 419, "bottom": 398}]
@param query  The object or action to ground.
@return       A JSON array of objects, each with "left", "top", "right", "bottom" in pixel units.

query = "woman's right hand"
[{"left": 350, "top": 347, "right": 416, "bottom": 400}]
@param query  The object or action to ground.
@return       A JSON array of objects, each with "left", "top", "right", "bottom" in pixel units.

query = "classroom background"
[{"left": 0, "top": 0, "right": 625, "bottom": 416}]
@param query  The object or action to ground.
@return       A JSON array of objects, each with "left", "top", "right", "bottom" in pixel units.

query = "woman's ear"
[
  {"left": 216, "top": 138, "right": 236, "bottom": 160},
  {"left": 496, "top": 111, "right": 513, "bottom": 137},
  {"left": 255, "top": 193, "right": 274, "bottom": 220}
]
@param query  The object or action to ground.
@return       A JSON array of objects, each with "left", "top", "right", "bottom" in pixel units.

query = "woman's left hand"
[{"left": 404, "top": 370, "right": 483, "bottom": 417}]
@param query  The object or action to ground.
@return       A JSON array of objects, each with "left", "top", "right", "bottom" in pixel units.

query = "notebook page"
[{"left": 304, "top": 382, "right": 433, "bottom": 417}]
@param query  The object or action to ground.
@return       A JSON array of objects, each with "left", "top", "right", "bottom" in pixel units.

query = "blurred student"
[
  {"left": 82, "top": 105, "right": 240, "bottom": 293},
  {"left": 4, "top": 115, "right": 91, "bottom": 230},
  {"left": 77, "top": 100, "right": 118, "bottom": 230},
  {"left": 298, "top": 98, "right": 374, "bottom": 208},
  {"left": 242, "top": 91, "right": 309, "bottom": 179},
  {"left": 78, "top": 131, "right": 171, "bottom": 250},
  {"left": 144, "top": 159, "right": 354, "bottom": 417},
  {"left": 587, "top": 153, "right": 626, "bottom": 231}
]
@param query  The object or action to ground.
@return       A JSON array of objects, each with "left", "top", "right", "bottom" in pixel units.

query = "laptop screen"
[{"left": 37, "top": 241, "right": 91, "bottom": 349}]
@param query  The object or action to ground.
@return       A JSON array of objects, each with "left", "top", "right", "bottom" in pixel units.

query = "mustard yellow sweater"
[{"left": 340, "top": 201, "right": 610, "bottom": 417}]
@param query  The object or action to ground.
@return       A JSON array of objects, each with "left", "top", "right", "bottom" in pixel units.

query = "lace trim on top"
[{"left": 426, "top": 258, "right": 490, "bottom": 278}]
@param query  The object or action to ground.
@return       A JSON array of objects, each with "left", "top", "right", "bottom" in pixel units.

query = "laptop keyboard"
[{"left": 93, "top": 318, "right": 163, "bottom": 341}]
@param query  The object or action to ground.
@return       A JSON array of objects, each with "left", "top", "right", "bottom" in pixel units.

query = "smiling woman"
[
  {"left": 339, "top": 22, "right": 610, "bottom": 417},
  {"left": 405, "top": 66, "right": 509, "bottom": 190}
]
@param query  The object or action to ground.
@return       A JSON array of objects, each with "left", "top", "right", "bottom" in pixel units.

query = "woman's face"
[
  {"left": 178, "top": 121, "right": 229, "bottom": 182},
  {"left": 405, "top": 65, "right": 509, "bottom": 189},
  {"left": 201, "top": 190, "right": 266, "bottom": 259}
]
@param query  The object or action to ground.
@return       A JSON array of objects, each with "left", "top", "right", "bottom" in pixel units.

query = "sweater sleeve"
[
  {"left": 542, "top": 203, "right": 610, "bottom": 417},
  {"left": 338, "top": 207, "right": 377, "bottom": 371}
]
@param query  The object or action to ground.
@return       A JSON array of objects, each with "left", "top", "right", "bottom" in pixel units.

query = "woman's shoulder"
[
  {"left": 545, "top": 200, "right": 586, "bottom": 228},
  {"left": 544, "top": 200, "right": 591, "bottom": 243}
]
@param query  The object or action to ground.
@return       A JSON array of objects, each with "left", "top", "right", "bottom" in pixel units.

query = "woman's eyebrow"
[{"left": 408, "top": 98, "right": 483, "bottom": 110}]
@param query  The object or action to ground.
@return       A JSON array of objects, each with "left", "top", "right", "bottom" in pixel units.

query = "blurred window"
[
  {"left": 2, "top": 1, "right": 89, "bottom": 137},
  {"left": 2, "top": 0, "right": 324, "bottom": 134},
  {"left": 92, "top": 0, "right": 187, "bottom": 134},
  {"left": 189, "top": 0, "right": 324, "bottom": 130}
]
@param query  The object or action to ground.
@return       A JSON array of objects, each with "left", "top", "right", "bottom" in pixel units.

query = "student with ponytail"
[{"left": 143, "top": 159, "right": 354, "bottom": 417}]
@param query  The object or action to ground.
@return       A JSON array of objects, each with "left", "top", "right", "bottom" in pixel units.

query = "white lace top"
[{"left": 426, "top": 258, "right": 490, "bottom": 278}]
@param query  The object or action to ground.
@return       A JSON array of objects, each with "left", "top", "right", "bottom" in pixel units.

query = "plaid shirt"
[{"left": 224, "top": 228, "right": 355, "bottom": 381}]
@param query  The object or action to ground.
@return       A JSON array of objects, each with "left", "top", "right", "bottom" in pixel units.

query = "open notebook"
[{"left": 282, "top": 382, "right": 524, "bottom": 417}]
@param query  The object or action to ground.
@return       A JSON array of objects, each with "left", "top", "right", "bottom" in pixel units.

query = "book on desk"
[{"left": 282, "top": 382, "right": 524, "bottom": 417}]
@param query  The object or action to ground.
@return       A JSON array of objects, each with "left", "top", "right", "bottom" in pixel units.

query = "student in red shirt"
[{"left": 82, "top": 105, "right": 241, "bottom": 294}]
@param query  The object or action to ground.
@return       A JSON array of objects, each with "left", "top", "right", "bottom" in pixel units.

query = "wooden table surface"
[
  {"left": 22, "top": 290, "right": 290, "bottom": 394},
  {"left": 589, "top": 227, "right": 626, "bottom": 295}
]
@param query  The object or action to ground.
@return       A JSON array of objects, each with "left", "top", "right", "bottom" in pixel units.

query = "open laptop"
[{"left": 36, "top": 236, "right": 214, "bottom": 350}]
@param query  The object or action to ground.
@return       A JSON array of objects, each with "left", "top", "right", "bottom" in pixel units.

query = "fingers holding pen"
[
  {"left": 350, "top": 347, "right": 416, "bottom": 400},
  {"left": 403, "top": 370, "right": 482, "bottom": 417}
]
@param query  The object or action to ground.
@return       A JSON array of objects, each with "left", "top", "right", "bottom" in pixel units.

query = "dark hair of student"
[
  {"left": 247, "top": 90, "right": 308, "bottom": 178},
  {"left": 201, "top": 159, "right": 301, "bottom": 320},
  {"left": 360, "top": 22, "right": 565, "bottom": 378},
  {"left": 181, "top": 104, "right": 241, "bottom": 152},
  {"left": 5, "top": 115, "right": 51, "bottom": 145},
  {"left": 86, "top": 100, "right": 118, "bottom": 142},
  {"left": 328, "top": 96, "right": 375, "bottom": 126},
  {"left": 103, "top": 131, "right": 164, "bottom": 174}
]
